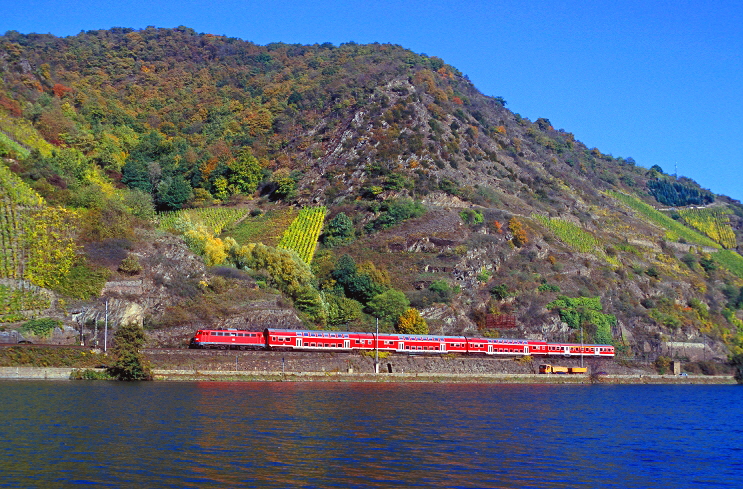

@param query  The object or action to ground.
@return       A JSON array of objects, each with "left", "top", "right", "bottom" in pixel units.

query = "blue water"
[{"left": 0, "top": 382, "right": 740, "bottom": 488}]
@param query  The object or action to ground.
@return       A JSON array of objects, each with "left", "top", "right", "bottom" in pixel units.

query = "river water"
[{"left": 0, "top": 381, "right": 740, "bottom": 488}]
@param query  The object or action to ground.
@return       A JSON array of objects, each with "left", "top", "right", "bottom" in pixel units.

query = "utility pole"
[
  {"left": 375, "top": 317, "right": 379, "bottom": 374},
  {"left": 104, "top": 299, "right": 108, "bottom": 353}
]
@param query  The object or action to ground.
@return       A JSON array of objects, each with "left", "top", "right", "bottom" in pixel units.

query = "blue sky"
[{"left": 3, "top": 0, "right": 742, "bottom": 201}]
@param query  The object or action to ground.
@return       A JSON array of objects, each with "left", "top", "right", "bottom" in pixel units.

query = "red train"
[{"left": 189, "top": 328, "right": 615, "bottom": 357}]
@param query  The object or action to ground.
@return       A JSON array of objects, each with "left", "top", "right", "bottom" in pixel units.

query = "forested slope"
[{"left": 1, "top": 27, "right": 742, "bottom": 369}]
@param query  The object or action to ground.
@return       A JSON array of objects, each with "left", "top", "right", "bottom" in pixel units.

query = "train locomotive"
[{"left": 189, "top": 328, "right": 615, "bottom": 358}]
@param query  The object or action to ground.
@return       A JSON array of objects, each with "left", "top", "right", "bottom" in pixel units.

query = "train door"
[
  {"left": 398, "top": 341, "right": 404, "bottom": 351},
  {"left": 296, "top": 338, "right": 303, "bottom": 348},
  {"left": 487, "top": 344, "right": 493, "bottom": 354},
  {"left": 344, "top": 339, "right": 350, "bottom": 349},
  {"left": 564, "top": 345, "right": 570, "bottom": 356},
  {"left": 440, "top": 343, "right": 447, "bottom": 353},
  {"left": 524, "top": 345, "right": 529, "bottom": 355}
]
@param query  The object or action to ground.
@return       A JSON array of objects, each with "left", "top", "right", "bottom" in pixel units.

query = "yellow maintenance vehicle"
[{"left": 539, "top": 364, "right": 588, "bottom": 374}]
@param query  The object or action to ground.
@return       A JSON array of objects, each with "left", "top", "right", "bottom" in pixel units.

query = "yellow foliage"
[
  {"left": 396, "top": 308, "right": 428, "bottom": 335},
  {"left": 24, "top": 207, "right": 79, "bottom": 288},
  {"left": 508, "top": 217, "right": 528, "bottom": 247},
  {"left": 357, "top": 261, "right": 391, "bottom": 287},
  {"left": 203, "top": 236, "right": 228, "bottom": 266}
]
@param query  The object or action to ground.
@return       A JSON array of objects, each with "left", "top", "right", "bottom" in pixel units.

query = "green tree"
[
  {"left": 323, "top": 212, "right": 355, "bottom": 247},
  {"left": 156, "top": 174, "right": 193, "bottom": 211},
  {"left": 331, "top": 254, "right": 385, "bottom": 303},
  {"left": 270, "top": 168, "right": 298, "bottom": 200},
  {"left": 324, "top": 293, "right": 363, "bottom": 326},
  {"left": 107, "top": 322, "right": 152, "bottom": 381},
  {"left": 228, "top": 149, "right": 263, "bottom": 195},
  {"left": 367, "top": 289, "right": 410, "bottom": 325},
  {"left": 121, "top": 159, "right": 152, "bottom": 193}
]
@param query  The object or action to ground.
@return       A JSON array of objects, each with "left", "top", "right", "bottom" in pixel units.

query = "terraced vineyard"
[
  {"left": 711, "top": 250, "right": 743, "bottom": 279},
  {"left": 532, "top": 215, "right": 600, "bottom": 253},
  {"left": 158, "top": 207, "right": 249, "bottom": 235},
  {"left": 277, "top": 206, "right": 327, "bottom": 264},
  {"left": 1, "top": 164, "right": 44, "bottom": 281},
  {"left": 676, "top": 207, "right": 737, "bottom": 249},
  {"left": 606, "top": 191, "right": 721, "bottom": 249}
]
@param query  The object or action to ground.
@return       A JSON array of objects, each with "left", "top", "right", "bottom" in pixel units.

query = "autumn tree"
[
  {"left": 508, "top": 217, "right": 528, "bottom": 247},
  {"left": 396, "top": 308, "right": 428, "bottom": 335}
]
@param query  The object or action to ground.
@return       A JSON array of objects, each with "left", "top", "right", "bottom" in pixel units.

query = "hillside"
[{"left": 1, "top": 27, "right": 743, "bottom": 370}]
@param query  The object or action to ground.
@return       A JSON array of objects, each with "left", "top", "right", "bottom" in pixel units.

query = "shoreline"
[{"left": 0, "top": 367, "right": 736, "bottom": 384}]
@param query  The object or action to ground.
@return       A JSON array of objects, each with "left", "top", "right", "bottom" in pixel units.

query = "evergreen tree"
[
  {"left": 107, "top": 322, "right": 152, "bottom": 381},
  {"left": 323, "top": 212, "right": 354, "bottom": 247}
]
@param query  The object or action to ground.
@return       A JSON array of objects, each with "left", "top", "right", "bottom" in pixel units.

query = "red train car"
[
  {"left": 264, "top": 329, "right": 361, "bottom": 351},
  {"left": 391, "top": 334, "right": 466, "bottom": 353},
  {"left": 550, "top": 343, "right": 615, "bottom": 357},
  {"left": 189, "top": 329, "right": 265, "bottom": 350},
  {"left": 465, "top": 337, "right": 532, "bottom": 355}
]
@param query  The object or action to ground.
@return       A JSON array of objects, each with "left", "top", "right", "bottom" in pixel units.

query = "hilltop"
[{"left": 1, "top": 27, "right": 743, "bottom": 372}]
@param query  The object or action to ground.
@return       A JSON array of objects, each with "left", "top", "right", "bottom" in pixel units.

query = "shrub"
[
  {"left": 655, "top": 355, "right": 671, "bottom": 374},
  {"left": 508, "top": 217, "right": 528, "bottom": 247},
  {"left": 538, "top": 283, "right": 560, "bottom": 293},
  {"left": 52, "top": 261, "right": 110, "bottom": 300},
  {"left": 118, "top": 254, "right": 142, "bottom": 275},
  {"left": 366, "top": 199, "right": 426, "bottom": 232},
  {"left": 21, "top": 318, "right": 60, "bottom": 338},
  {"left": 429, "top": 280, "right": 458, "bottom": 303},
  {"left": 70, "top": 368, "right": 113, "bottom": 380},
  {"left": 490, "top": 284, "right": 511, "bottom": 300}
]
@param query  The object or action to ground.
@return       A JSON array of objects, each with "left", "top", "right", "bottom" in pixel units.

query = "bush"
[
  {"left": 365, "top": 199, "right": 426, "bottom": 232},
  {"left": 21, "top": 318, "right": 60, "bottom": 338},
  {"left": 655, "top": 355, "right": 672, "bottom": 374},
  {"left": 538, "top": 283, "right": 560, "bottom": 293},
  {"left": 490, "top": 284, "right": 511, "bottom": 300},
  {"left": 429, "top": 280, "right": 458, "bottom": 303},
  {"left": 323, "top": 212, "right": 355, "bottom": 247},
  {"left": 118, "top": 254, "right": 142, "bottom": 275},
  {"left": 70, "top": 368, "right": 113, "bottom": 380}
]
